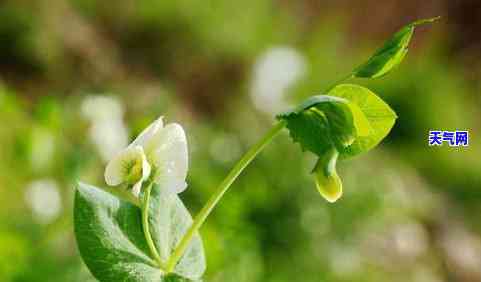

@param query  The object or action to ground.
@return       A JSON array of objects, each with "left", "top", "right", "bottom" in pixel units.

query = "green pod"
[{"left": 313, "top": 147, "right": 342, "bottom": 203}]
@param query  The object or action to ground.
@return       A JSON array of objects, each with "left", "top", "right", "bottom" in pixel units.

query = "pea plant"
[{"left": 74, "top": 18, "right": 438, "bottom": 281}]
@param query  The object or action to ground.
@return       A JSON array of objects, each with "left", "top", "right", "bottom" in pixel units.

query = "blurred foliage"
[{"left": 1, "top": 0, "right": 481, "bottom": 282}]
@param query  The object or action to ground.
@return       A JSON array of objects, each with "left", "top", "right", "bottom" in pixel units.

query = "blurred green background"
[{"left": 1, "top": 0, "right": 481, "bottom": 281}]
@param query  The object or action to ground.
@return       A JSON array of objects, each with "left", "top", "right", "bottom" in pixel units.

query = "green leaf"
[
  {"left": 148, "top": 185, "right": 206, "bottom": 279},
  {"left": 328, "top": 84, "right": 397, "bottom": 158},
  {"left": 74, "top": 182, "right": 205, "bottom": 282},
  {"left": 164, "top": 273, "right": 201, "bottom": 282},
  {"left": 353, "top": 17, "right": 439, "bottom": 78},
  {"left": 313, "top": 147, "right": 342, "bottom": 203},
  {"left": 346, "top": 101, "right": 372, "bottom": 137},
  {"left": 277, "top": 95, "right": 357, "bottom": 155}
]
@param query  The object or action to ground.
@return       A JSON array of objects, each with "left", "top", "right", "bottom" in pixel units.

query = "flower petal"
[
  {"left": 147, "top": 123, "right": 188, "bottom": 191},
  {"left": 104, "top": 146, "right": 150, "bottom": 186},
  {"left": 140, "top": 150, "right": 151, "bottom": 182},
  {"left": 156, "top": 177, "right": 188, "bottom": 194},
  {"left": 130, "top": 116, "right": 164, "bottom": 148},
  {"left": 131, "top": 180, "right": 143, "bottom": 197}
]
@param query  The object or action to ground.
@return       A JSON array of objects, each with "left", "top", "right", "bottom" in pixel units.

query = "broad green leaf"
[
  {"left": 314, "top": 101, "right": 356, "bottom": 148},
  {"left": 347, "top": 102, "right": 372, "bottom": 137},
  {"left": 328, "top": 84, "right": 397, "bottom": 159},
  {"left": 277, "top": 95, "right": 371, "bottom": 155},
  {"left": 74, "top": 182, "right": 205, "bottom": 282},
  {"left": 277, "top": 95, "right": 355, "bottom": 155},
  {"left": 353, "top": 17, "right": 439, "bottom": 78},
  {"left": 313, "top": 147, "right": 342, "bottom": 203},
  {"left": 148, "top": 185, "right": 206, "bottom": 279},
  {"left": 279, "top": 106, "right": 334, "bottom": 156}
]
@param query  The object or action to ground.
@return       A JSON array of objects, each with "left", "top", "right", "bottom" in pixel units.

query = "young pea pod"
[{"left": 313, "top": 147, "right": 342, "bottom": 203}]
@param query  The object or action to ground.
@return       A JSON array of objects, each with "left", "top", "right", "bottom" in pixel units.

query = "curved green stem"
[
  {"left": 324, "top": 73, "right": 354, "bottom": 93},
  {"left": 142, "top": 183, "right": 165, "bottom": 270},
  {"left": 165, "top": 121, "right": 286, "bottom": 272}
]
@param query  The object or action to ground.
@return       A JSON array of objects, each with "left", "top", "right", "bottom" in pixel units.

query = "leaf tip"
[
  {"left": 76, "top": 181, "right": 86, "bottom": 191},
  {"left": 411, "top": 16, "right": 441, "bottom": 27}
]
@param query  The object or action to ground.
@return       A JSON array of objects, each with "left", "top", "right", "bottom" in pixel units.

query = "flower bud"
[{"left": 313, "top": 147, "right": 343, "bottom": 203}]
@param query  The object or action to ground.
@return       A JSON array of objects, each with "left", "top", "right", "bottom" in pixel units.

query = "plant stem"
[
  {"left": 324, "top": 73, "right": 354, "bottom": 93},
  {"left": 141, "top": 183, "right": 165, "bottom": 270},
  {"left": 165, "top": 120, "right": 286, "bottom": 272}
]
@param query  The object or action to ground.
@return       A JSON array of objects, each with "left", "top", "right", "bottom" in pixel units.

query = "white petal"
[
  {"left": 156, "top": 177, "right": 188, "bottom": 194},
  {"left": 104, "top": 146, "right": 149, "bottom": 186},
  {"left": 130, "top": 116, "right": 164, "bottom": 148},
  {"left": 140, "top": 151, "right": 151, "bottom": 182},
  {"left": 131, "top": 181, "right": 143, "bottom": 197},
  {"left": 147, "top": 123, "right": 188, "bottom": 191}
]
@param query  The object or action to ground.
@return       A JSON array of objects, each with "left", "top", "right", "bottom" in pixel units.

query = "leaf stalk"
[{"left": 141, "top": 183, "right": 166, "bottom": 271}]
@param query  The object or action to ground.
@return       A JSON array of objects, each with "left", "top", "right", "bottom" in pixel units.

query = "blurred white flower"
[
  {"left": 358, "top": 218, "right": 429, "bottom": 270},
  {"left": 250, "top": 46, "right": 307, "bottom": 115},
  {"left": 25, "top": 179, "right": 62, "bottom": 224},
  {"left": 392, "top": 222, "right": 428, "bottom": 259},
  {"left": 81, "top": 95, "right": 124, "bottom": 121},
  {"left": 81, "top": 95, "right": 128, "bottom": 162},
  {"left": 441, "top": 226, "right": 481, "bottom": 278},
  {"left": 105, "top": 117, "right": 189, "bottom": 196}
]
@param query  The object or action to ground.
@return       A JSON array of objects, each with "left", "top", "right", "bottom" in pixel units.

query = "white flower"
[
  {"left": 82, "top": 95, "right": 129, "bottom": 162},
  {"left": 105, "top": 146, "right": 151, "bottom": 196},
  {"left": 104, "top": 117, "right": 189, "bottom": 196}
]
